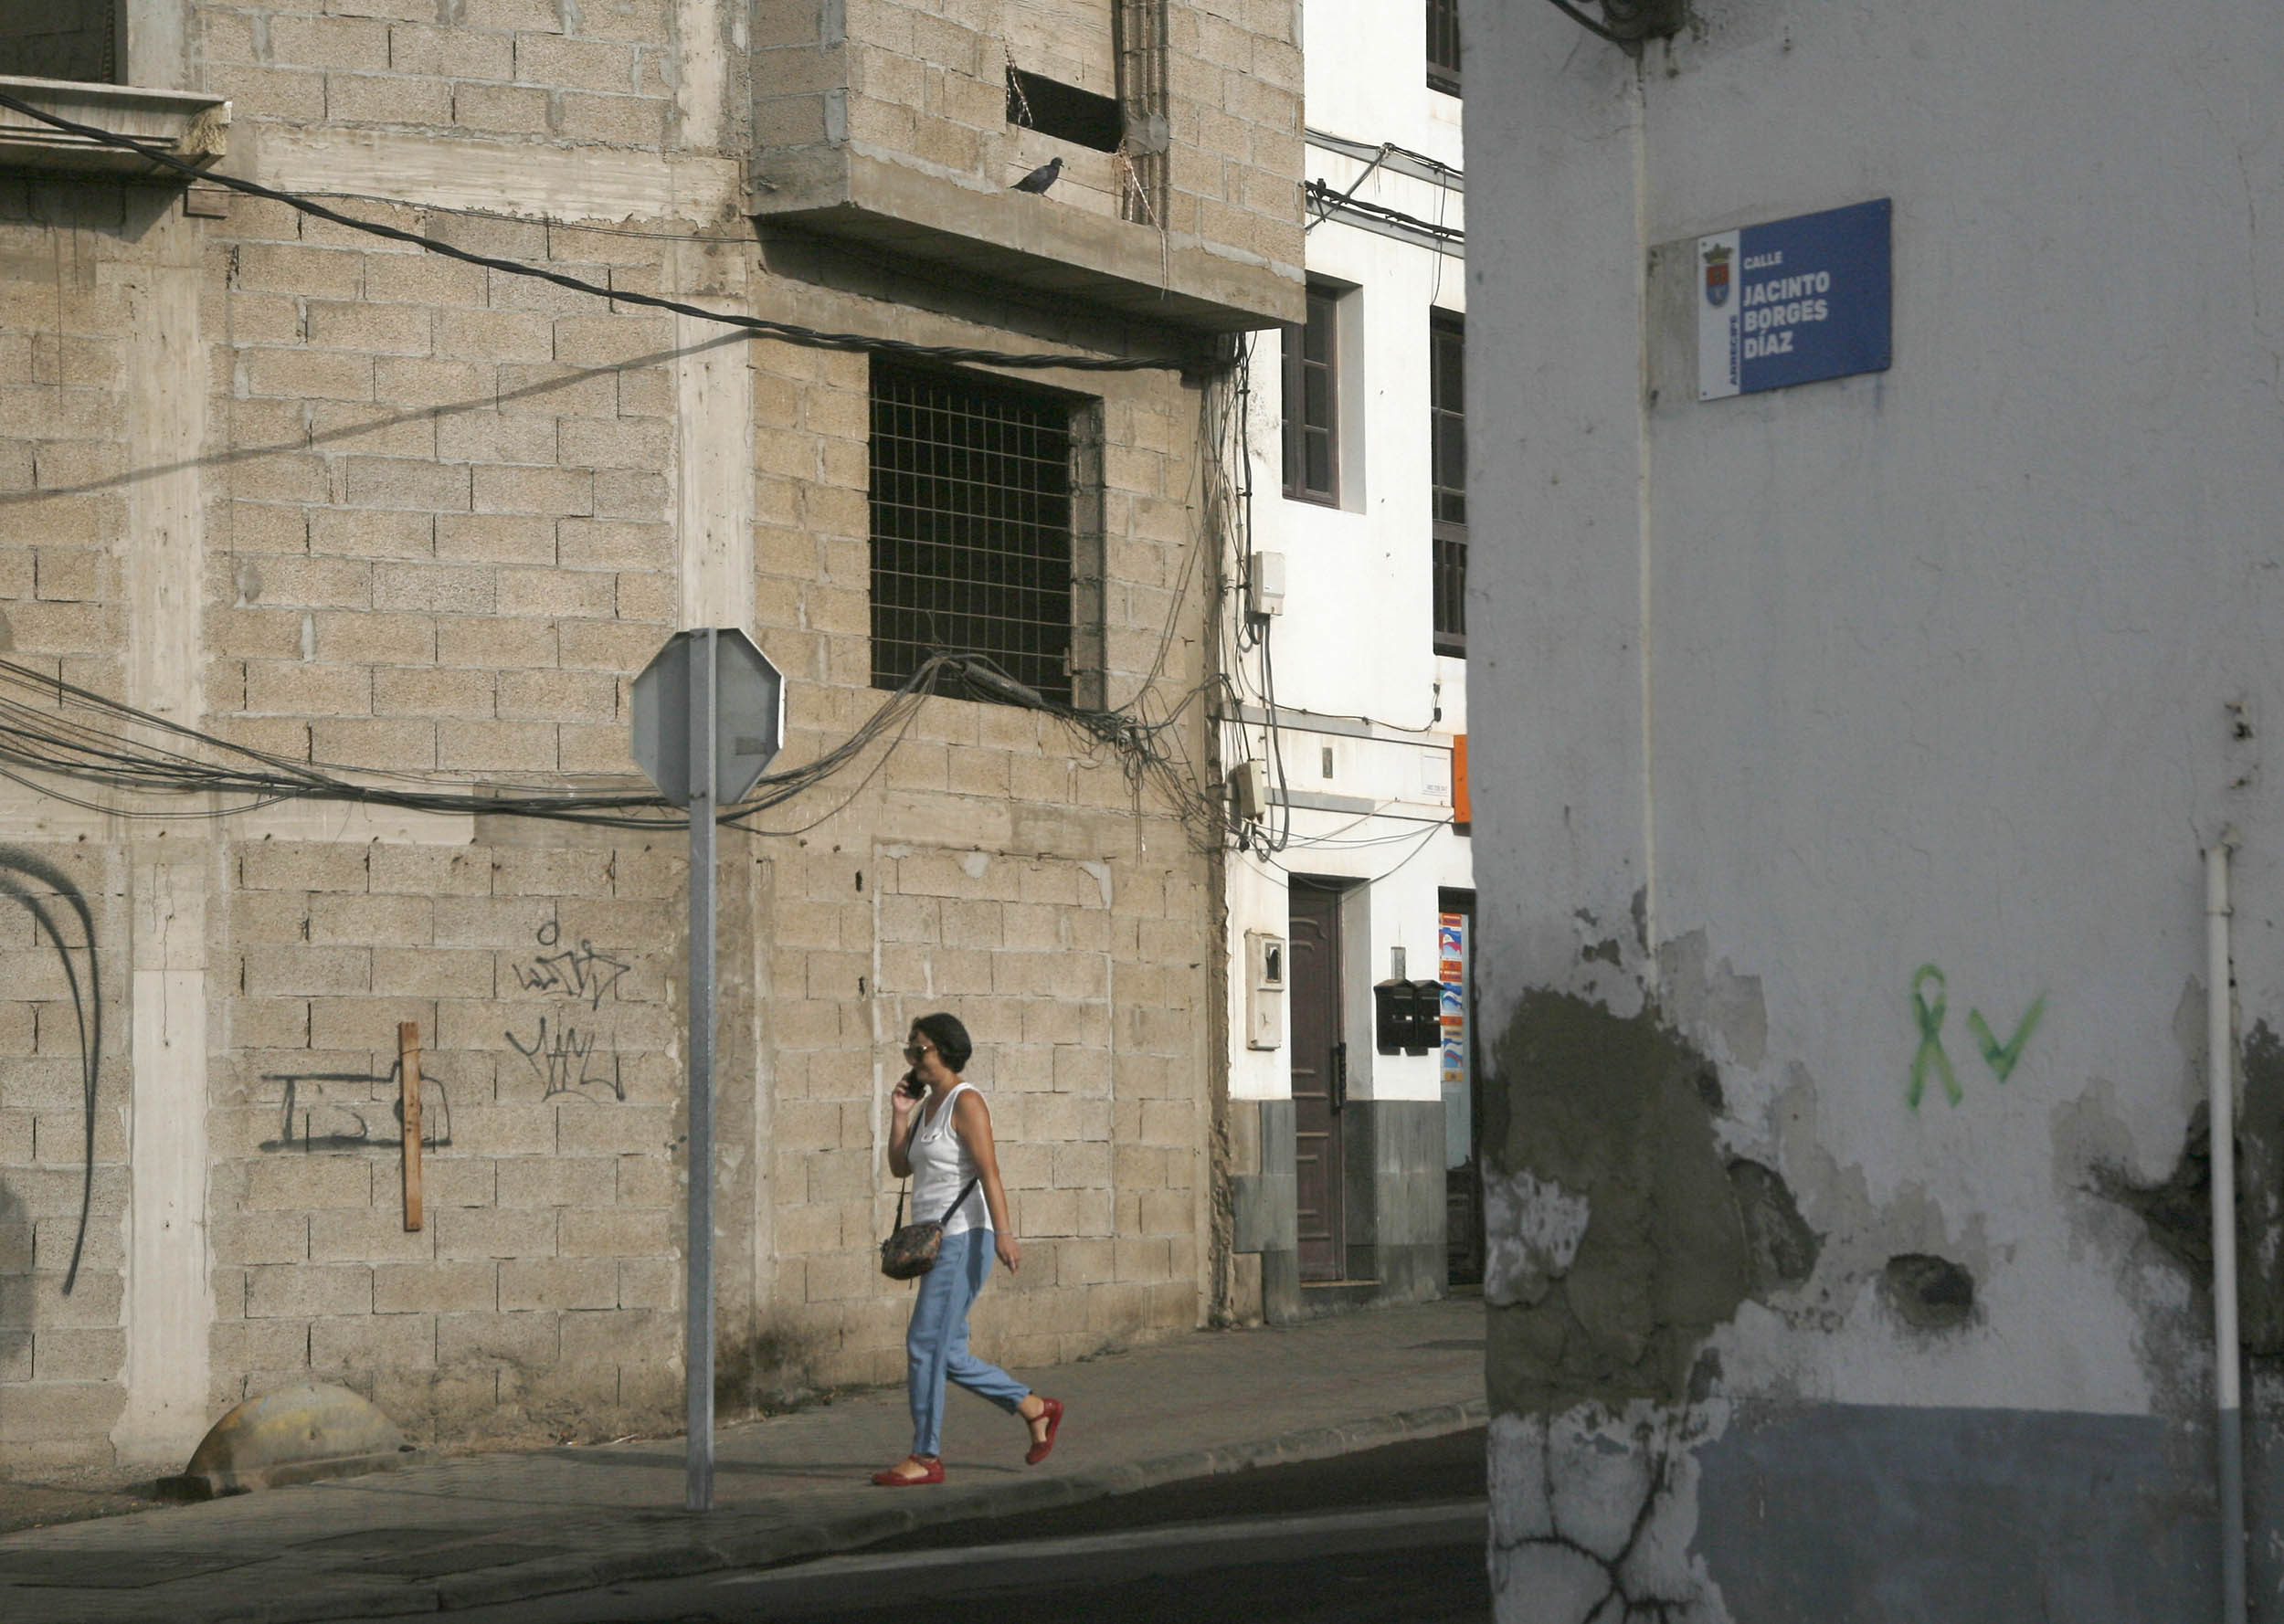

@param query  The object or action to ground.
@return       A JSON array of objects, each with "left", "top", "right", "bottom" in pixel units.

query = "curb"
[{"left": 211, "top": 1396, "right": 1488, "bottom": 1622}]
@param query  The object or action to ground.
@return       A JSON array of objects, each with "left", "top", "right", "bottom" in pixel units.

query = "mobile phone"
[{"left": 899, "top": 1070, "right": 925, "bottom": 1099}]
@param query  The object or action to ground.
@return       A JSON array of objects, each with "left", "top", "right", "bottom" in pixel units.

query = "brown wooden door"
[{"left": 1289, "top": 881, "right": 1345, "bottom": 1281}]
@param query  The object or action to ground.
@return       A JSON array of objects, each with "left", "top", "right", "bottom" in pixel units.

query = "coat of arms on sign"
[{"left": 1703, "top": 240, "right": 1731, "bottom": 307}]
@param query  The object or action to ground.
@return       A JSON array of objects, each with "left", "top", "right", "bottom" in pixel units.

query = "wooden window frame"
[
  {"left": 1282, "top": 284, "right": 1341, "bottom": 507},
  {"left": 1427, "top": 0, "right": 1462, "bottom": 97},
  {"left": 1431, "top": 310, "right": 1466, "bottom": 657}
]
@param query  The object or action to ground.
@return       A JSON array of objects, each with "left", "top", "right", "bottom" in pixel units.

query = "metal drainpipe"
[{"left": 2208, "top": 830, "right": 2246, "bottom": 1624}]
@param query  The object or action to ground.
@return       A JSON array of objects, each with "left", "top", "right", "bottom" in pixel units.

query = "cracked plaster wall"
[{"left": 1465, "top": 0, "right": 2284, "bottom": 1615}]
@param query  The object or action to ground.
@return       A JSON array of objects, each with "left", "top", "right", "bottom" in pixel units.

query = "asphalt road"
[{"left": 436, "top": 1425, "right": 1491, "bottom": 1624}]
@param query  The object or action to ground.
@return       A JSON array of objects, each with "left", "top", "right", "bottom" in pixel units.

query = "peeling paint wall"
[{"left": 1465, "top": 0, "right": 2284, "bottom": 1615}]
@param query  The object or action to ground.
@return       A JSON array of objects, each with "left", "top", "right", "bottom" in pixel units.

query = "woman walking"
[{"left": 873, "top": 1011, "right": 1063, "bottom": 1486}]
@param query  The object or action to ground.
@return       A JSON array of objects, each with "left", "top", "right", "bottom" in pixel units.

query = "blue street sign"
[{"left": 1697, "top": 198, "right": 1891, "bottom": 400}]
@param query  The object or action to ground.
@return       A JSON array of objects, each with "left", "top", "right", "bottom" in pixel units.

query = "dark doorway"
[
  {"left": 1440, "top": 890, "right": 1484, "bottom": 1285},
  {"left": 1289, "top": 880, "right": 1347, "bottom": 1281}
]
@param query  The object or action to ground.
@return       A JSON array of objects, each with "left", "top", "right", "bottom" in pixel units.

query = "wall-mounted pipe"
[{"left": 2207, "top": 830, "right": 2246, "bottom": 1624}]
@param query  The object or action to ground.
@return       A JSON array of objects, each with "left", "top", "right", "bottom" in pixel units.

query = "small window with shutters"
[
  {"left": 1427, "top": 0, "right": 1461, "bottom": 97},
  {"left": 1431, "top": 311, "right": 1466, "bottom": 656},
  {"left": 1282, "top": 285, "right": 1340, "bottom": 506}
]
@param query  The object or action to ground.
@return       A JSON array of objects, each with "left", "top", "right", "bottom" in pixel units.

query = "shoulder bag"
[{"left": 879, "top": 1176, "right": 981, "bottom": 1281}]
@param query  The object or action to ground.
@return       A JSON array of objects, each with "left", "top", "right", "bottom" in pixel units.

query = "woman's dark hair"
[{"left": 911, "top": 1011, "right": 972, "bottom": 1073}]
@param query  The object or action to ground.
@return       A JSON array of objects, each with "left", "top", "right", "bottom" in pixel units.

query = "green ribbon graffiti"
[
  {"left": 1968, "top": 993, "right": 2046, "bottom": 1082},
  {"left": 1909, "top": 965, "right": 1960, "bottom": 1110}
]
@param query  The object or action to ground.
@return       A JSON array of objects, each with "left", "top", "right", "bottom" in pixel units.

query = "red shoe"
[
  {"left": 872, "top": 1457, "right": 944, "bottom": 1487},
  {"left": 1024, "top": 1397, "right": 1063, "bottom": 1466}
]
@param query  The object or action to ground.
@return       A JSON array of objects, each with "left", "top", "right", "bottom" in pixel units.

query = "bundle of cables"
[
  {"left": 0, "top": 649, "right": 1221, "bottom": 838},
  {"left": 0, "top": 651, "right": 952, "bottom": 829}
]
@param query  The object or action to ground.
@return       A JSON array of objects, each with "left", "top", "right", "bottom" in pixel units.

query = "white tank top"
[{"left": 909, "top": 1081, "right": 988, "bottom": 1237}]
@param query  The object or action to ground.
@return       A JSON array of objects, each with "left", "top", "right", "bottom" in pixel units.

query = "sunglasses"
[{"left": 903, "top": 1041, "right": 935, "bottom": 1062}]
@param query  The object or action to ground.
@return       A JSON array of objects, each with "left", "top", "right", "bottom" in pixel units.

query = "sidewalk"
[{"left": 0, "top": 1297, "right": 1486, "bottom": 1623}]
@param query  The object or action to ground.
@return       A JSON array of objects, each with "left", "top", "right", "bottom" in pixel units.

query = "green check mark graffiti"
[{"left": 1967, "top": 994, "right": 2046, "bottom": 1082}]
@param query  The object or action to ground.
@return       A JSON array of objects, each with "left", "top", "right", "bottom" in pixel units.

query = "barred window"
[
  {"left": 1432, "top": 311, "right": 1466, "bottom": 657},
  {"left": 870, "top": 363, "right": 1076, "bottom": 705},
  {"left": 1427, "top": 0, "right": 1461, "bottom": 97}
]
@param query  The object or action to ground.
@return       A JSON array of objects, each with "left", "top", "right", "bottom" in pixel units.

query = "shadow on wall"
[{"left": 0, "top": 1179, "right": 26, "bottom": 1383}]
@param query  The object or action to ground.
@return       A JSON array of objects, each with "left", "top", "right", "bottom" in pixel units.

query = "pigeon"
[{"left": 1011, "top": 156, "right": 1063, "bottom": 195}]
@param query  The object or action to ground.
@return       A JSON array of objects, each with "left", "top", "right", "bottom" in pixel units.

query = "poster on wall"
[
  {"left": 1698, "top": 197, "right": 1891, "bottom": 401},
  {"left": 1439, "top": 912, "right": 1467, "bottom": 1170}
]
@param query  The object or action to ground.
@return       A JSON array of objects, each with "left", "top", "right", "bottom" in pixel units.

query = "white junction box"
[
  {"left": 1245, "top": 930, "right": 1286, "bottom": 1049},
  {"left": 1227, "top": 759, "right": 1268, "bottom": 822},
  {"left": 1248, "top": 551, "right": 1285, "bottom": 617}
]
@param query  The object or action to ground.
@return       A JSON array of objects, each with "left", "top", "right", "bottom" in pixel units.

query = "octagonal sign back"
[{"left": 629, "top": 628, "right": 785, "bottom": 807}]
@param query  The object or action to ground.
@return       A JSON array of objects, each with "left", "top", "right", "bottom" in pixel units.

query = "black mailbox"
[{"left": 1375, "top": 978, "right": 1443, "bottom": 1053}]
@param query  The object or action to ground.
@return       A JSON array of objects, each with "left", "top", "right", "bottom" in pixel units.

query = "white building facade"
[
  {"left": 1467, "top": 0, "right": 2284, "bottom": 1618},
  {"left": 1218, "top": 0, "right": 1474, "bottom": 1323}
]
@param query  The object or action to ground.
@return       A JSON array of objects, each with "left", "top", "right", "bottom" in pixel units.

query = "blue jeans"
[{"left": 906, "top": 1229, "right": 1029, "bottom": 1458}]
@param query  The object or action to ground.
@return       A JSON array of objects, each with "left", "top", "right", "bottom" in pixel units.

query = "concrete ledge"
[
  {"left": 0, "top": 76, "right": 227, "bottom": 179},
  {"left": 757, "top": 150, "right": 1302, "bottom": 334}
]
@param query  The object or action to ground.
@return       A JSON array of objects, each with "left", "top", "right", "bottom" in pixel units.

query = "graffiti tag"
[
  {"left": 507, "top": 1016, "right": 625, "bottom": 1102},
  {"left": 511, "top": 919, "right": 629, "bottom": 1011},
  {"left": 0, "top": 848, "right": 100, "bottom": 1292},
  {"left": 1907, "top": 962, "right": 2046, "bottom": 1110},
  {"left": 258, "top": 1067, "right": 451, "bottom": 1154},
  {"left": 504, "top": 919, "right": 629, "bottom": 1103}
]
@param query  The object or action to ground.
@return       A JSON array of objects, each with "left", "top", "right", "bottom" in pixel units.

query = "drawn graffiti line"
[
  {"left": 506, "top": 920, "right": 628, "bottom": 1102},
  {"left": 0, "top": 848, "right": 100, "bottom": 1294},
  {"left": 1908, "top": 964, "right": 2047, "bottom": 1109},
  {"left": 1908, "top": 965, "right": 1959, "bottom": 1110},
  {"left": 512, "top": 942, "right": 629, "bottom": 1011},
  {"left": 1968, "top": 993, "right": 2046, "bottom": 1082},
  {"left": 506, "top": 1016, "right": 625, "bottom": 1102},
  {"left": 257, "top": 1066, "right": 452, "bottom": 1154}
]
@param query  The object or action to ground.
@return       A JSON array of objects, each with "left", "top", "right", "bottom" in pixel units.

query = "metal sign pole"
[{"left": 685, "top": 628, "right": 717, "bottom": 1513}]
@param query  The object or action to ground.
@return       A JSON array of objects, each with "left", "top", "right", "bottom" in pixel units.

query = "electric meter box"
[{"left": 1245, "top": 930, "right": 1285, "bottom": 1049}]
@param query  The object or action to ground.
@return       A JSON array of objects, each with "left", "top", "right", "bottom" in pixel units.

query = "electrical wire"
[
  {"left": 1251, "top": 817, "right": 1443, "bottom": 886},
  {"left": 0, "top": 91, "right": 1193, "bottom": 375},
  {"left": 0, "top": 94, "right": 1254, "bottom": 849},
  {"left": 1305, "top": 142, "right": 1394, "bottom": 234},
  {"left": 1302, "top": 181, "right": 1465, "bottom": 249},
  {"left": 1540, "top": 0, "right": 1627, "bottom": 46}
]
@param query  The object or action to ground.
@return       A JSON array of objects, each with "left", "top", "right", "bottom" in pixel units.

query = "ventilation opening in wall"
[{"left": 1007, "top": 67, "right": 1124, "bottom": 154}]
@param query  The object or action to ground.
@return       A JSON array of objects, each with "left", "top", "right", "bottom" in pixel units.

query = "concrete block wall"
[
  {"left": 751, "top": 0, "right": 1304, "bottom": 310},
  {"left": 198, "top": 0, "right": 701, "bottom": 153},
  {"left": 207, "top": 828, "right": 687, "bottom": 1444},
  {"left": 0, "top": 0, "right": 1226, "bottom": 1469},
  {"left": 0, "top": 845, "right": 130, "bottom": 1470}
]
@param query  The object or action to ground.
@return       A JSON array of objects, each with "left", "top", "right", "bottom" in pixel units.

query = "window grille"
[
  {"left": 870, "top": 363, "right": 1076, "bottom": 705},
  {"left": 1283, "top": 286, "right": 1340, "bottom": 505},
  {"left": 1431, "top": 311, "right": 1467, "bottom": 657},
  {"left": 1427, "top": 0, "right": 1462, "bottom": 96}
]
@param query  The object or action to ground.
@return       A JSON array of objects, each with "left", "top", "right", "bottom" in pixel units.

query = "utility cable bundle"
[
  {"left": 0, "top": 649, "right": 1229, "bottom": 838},
  {"left": 0, "top": 90, "right": 1193, "bottom": 376},
  {"left": 0, "top": 93, "right": 1247, "bottom": 844}
]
